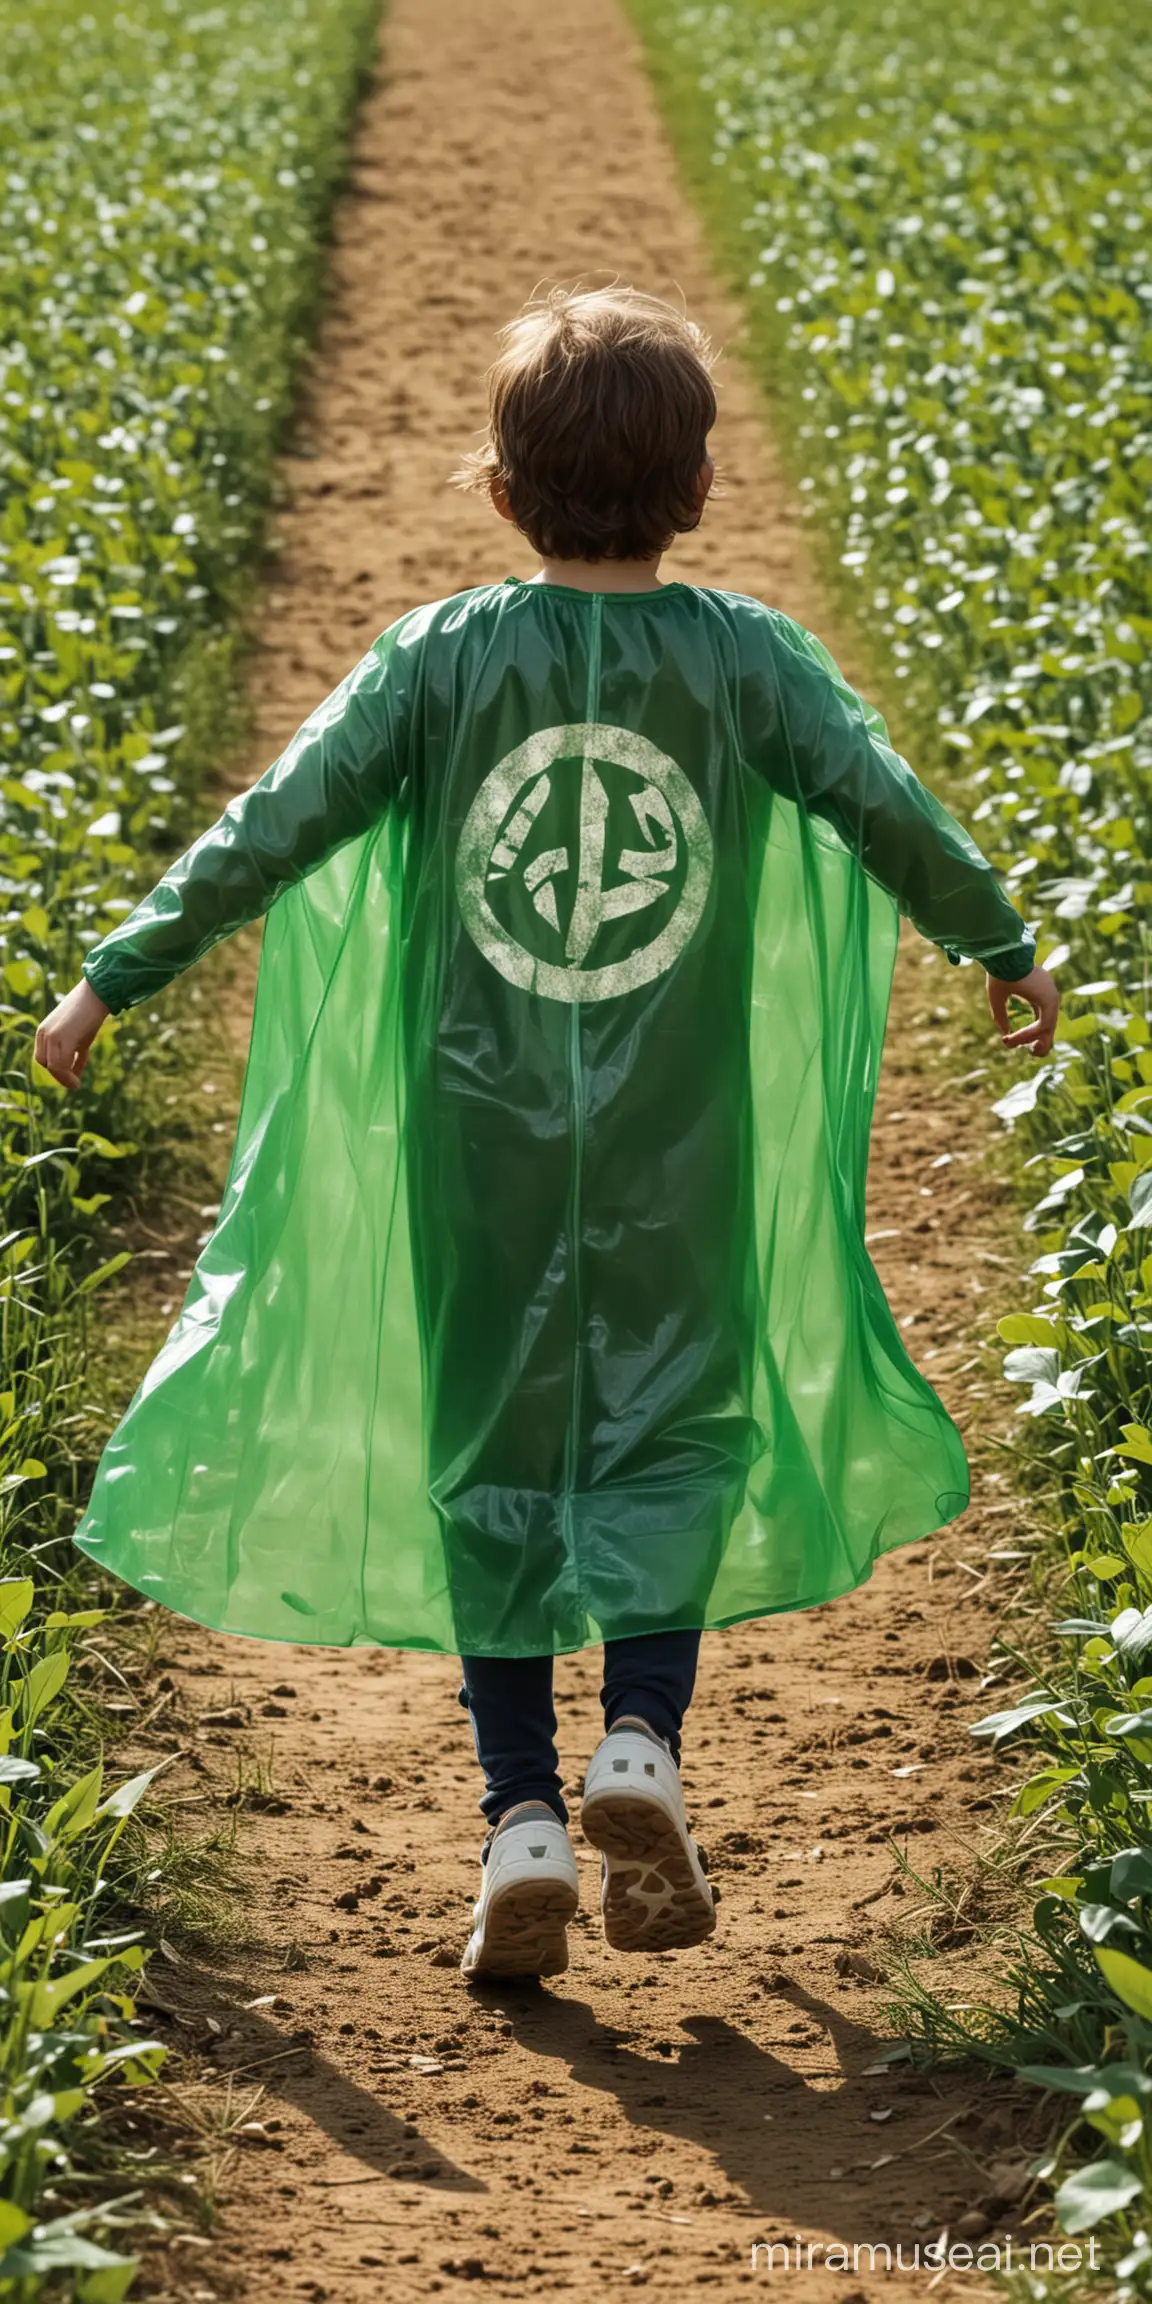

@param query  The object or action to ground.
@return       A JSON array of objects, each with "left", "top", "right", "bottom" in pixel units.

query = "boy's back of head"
[{"left": 455, "top": 283, "right": 716, "bottom": 565}]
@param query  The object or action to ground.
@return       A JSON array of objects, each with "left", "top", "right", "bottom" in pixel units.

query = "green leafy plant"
[
  {"left": 628, "top": 0, "right": 1152, "bottom": 2281},
  {"left": 0, "top": 0, "right": 383, "bottom": 2286}
]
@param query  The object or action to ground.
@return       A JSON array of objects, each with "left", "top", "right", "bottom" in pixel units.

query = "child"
[{"left": 36, "top": 286, "right": 1058, "bottom": 1981}]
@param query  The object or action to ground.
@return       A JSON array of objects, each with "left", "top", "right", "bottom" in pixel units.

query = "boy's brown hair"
[{"left": 456, "top": 284, "right": 716, "bottom": 563}]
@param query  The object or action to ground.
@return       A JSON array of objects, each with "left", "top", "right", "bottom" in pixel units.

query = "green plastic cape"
[{"left": 76, "top": 579, "right": 1034, "bottom": 1656}]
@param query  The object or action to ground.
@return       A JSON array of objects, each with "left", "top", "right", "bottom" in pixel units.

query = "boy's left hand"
[
  {"left": 985, "top": 963, "right": 1060, "bottom": 1059},
  {"left": 34, "top": 979, "right": 111, "bottom": 1089}
]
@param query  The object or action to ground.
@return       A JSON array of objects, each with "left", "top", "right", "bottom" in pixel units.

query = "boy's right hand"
[
  {"left": 986, "top": 963, "right": 1060, "bottom": 1059},
  {"left": 34, "top": 979, "right": 111, "bottom": 1089}
]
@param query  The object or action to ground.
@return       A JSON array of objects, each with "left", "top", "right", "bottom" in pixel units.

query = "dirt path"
[{"left": 132, "top": 2, "right": 1038, "bottom": 2296}]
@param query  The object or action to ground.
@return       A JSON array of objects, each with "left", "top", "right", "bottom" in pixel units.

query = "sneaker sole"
[
  {"left": 460, "top": 1872, "right": 579, "bottom": 1980},
  {"left": 581, "top": 1787, "right": 716, "bottom": 1954}
]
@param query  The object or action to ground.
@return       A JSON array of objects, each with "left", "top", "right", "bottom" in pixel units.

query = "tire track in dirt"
[{"left": 130, "top": 2, "right": 1040, "bottom": 2296}]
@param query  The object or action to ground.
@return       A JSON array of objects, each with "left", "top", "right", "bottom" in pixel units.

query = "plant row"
[
  {"left": 629, "top": 0, "right": 1152, "bottom": 2280},
  {"left": 0, "top": 0, "right": 382, "bottom": 2290}
]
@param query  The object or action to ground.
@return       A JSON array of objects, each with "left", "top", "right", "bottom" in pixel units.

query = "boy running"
[{"left": 36, "top": 287, "right": 1058, "bottom": 1978}]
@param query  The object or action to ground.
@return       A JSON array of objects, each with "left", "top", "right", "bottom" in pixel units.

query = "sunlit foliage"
[
  {"left": 0, "top": 0, "right": 380, "bottom": 2286},
  {"left": 630, "top": 0, "right": 1152, "bottom": 2272}
]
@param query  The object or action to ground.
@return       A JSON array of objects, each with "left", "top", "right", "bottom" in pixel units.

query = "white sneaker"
[
  {"left": 580, "top": 1716, "right": 716, "bottom": 1954},
  {"left": 460, "top": 1801, "right": 580, "bottom": 1980}
]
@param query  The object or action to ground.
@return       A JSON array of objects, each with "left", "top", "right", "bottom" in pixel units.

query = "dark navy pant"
[{"left": 458, "top": 1629, "right": 702, "bottom": 1829}]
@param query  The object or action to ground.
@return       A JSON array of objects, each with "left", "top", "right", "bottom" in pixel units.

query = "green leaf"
[
  {"left": 81, "top": 2038, "right": 166, "bottom": 2086},
  {"left": 0, "top": 1882, "right": 33, "bottom": 1939},
  {"left": 0, "top": 2205, "right": 32, "bottom": 2251},
  {"left": 1104, "top": 1709, "right": 1152, "bottom": 1739},
  {"left": 17, "top": 1646, "right": 68, "bottom": 1729},
  {"left": 73, "top": 1252, "right": 131, "bottom": 1298},
  {"left": 0, "top": 2233, "right": 137, "bottom": 2281},
  {"left": 78, "top": 2264, "right": 139, "bottom": 2304},
  {"left": 96, "top": 1762, "right": 163, "bottom": 1822},
  {"left": 1084, "top": 2092, "right": 1144, "bottom": 2149},
  {"left": 1112, "top": 1606, "right": 1152, "bottom": 1656},
  {"left": 77, "top": 2257, "right": 139, "bottom": 2294},
  {"left": 1003, "top": 1344, "right": 1061, "bottom": 1385},
  {"left": 1019, "top": 2062, "right": 1108, "bottom": 2095},
  {"left": 1111, "top": 1849, "right": 1152, "bottom": 1899},
  {"left": 1080, "top": 1902, "right": 1137, "bottom": 1945},
  {"left": 0, "top": 1580, "right": 35, "bottom": 1638},
  {"left": 0, "top": 1755, "right": 40, "bottom": 1785},
  {"left": 15, "top": 1901, "right": 80, "bottom": 1964},
  {"left": 1122, "top": 1522, "right": 1152, "bottom": 1582},
  {"left": 997, "top": 1313, "right": 1061, "bottom": 1346},
  {"left": 1054, "top": 2154, "right": 1143, "bottom": 2234},
  {"left": 1095, "top": 1943, "right": 1152, "bottom": 2022},
  {"left": 75, "top": 1132, "right": 137, "bottom": 1160},
  {"left": 26, "top": 1953, "right": 115, "bottom": 2026},
  {"left": 45, "top": 1762, "right": 104, "bottom": 1843},
  {"left": 970, "top": 1694, "right": 1074, "bottom": 1742},
  {"left": 3, "top": 958, "right": 41, "bottom": 998},
  {"left": 1014, "top": 1764, "right": 1081, "bottom": 1816}
]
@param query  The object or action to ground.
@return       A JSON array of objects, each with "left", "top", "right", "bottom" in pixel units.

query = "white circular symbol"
[{"left": 455, "top": 723, "right": 714, "bottom": 1004}]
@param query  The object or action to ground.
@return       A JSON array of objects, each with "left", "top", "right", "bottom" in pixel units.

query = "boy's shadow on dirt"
[
  {"left": 145, "top": 1967, "right": 485, "bottom": 2194},
  {"left": 151, "top": 1960, "right": 980, "bottom": 2232},
  {"left": 473, "top": 1974, "right": 969, "bottom": 2236}
]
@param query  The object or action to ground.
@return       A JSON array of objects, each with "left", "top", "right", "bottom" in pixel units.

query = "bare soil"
[{"left": 122, "top": 1, "right": 1050, "bottom": 2295}]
